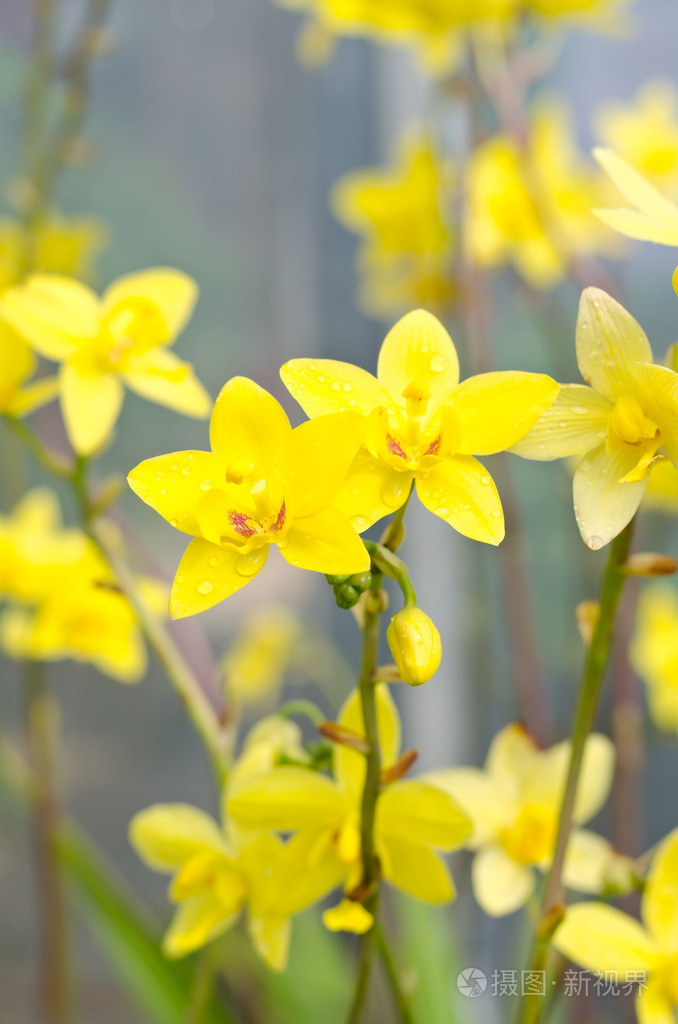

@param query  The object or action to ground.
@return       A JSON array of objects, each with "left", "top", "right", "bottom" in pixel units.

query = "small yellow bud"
[{"left": 386, "top": 607, "right": 441, "bottom": 686}]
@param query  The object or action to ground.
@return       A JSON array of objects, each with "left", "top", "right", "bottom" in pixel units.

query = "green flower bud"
[
  {"left": 350, "top": 571, "right": 372, "bottom": 594},
  {"left": 334, "top": 584, "right": 360, "bottom": 609},
  {"left": 386, "top": 607, "right": 441, "bottom": 686}
]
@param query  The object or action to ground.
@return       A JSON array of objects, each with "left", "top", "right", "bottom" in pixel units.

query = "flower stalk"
[{"left": 518, "top": 518, "right": 635, "bottom": 1024}]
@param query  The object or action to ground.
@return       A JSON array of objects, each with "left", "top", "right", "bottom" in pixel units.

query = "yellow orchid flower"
[
  {"left": 644, "top": 457, "right": 678, "bottom": 514},
  {"left": 630, "top": 584, "right": 678, "bottom": 734},
  {"left": 128, "top": 376, "right": 369, "bottom": 619},
  {"left": 513, "top": 287, "right": 678, "bottom": 548},
  {"left": 331, "top": 133, "right": 455, "bottom": 317},
  {"left": 0, "top": 321, "right": 58, "bottom": 417},
  {"left": 281, "top": 309, "right": 558, "bottom": 544},
  {"left": 0, "top": 487, "right": 86, "bottom": 603},
  {"left": 2, "top": 268, "right": 210, "bottom": 454},
  {"left": 0, "top": 213, "right": 108, "bottom": 292},
  {"left": 228, "top": 685, "right": 473, "bottom": 931},
  {"left": 466, "top": 98, "right": 618, "bottom": 289},
  {"left": 593, "top": 147, "right": 678, "bottom": 247},
  {"left": 426, "top": 722, "right": 617, "bottom": 917},
  {"left": 553, "top": 828, "right": 678, "bottom": 1022},
  {"left": 595, "top": 81, "right": 678, "bottom": 197},
  {"left": 130, "top": 803, "right": 343, "bottom": 969}
]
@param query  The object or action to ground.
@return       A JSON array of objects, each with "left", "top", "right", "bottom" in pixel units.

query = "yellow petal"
[
  {"left": 553, "top": 903, "right": 655, "bottom": 975},
  {"left": 643, "top": 827, "right": 678, "bottom": 954},
  {"left": 2, "top": 274, "right": 100, "bottom": 359},
  {"left": 334, "top": 684, "right": 401, "bottom": 800},
  {"left": 424, "top": 768, "right": 511, "bottom": 848},
  {"left": 576, "top": 288, "right": 653, "bottom": 402},
  {"left": 523, "top": 733, "right": 614, "bottom": 824},
  {"left": 283, "top": 412, "right": 365, "bottom": 517},
  {"left": 636, "top": 978, "right": 676, "bottom": 1024},
  {"left": 593, "top": 148, "right": 678, "bottom": 236},
  {"left": 377, "top": 310, "right": 459, "bottom": 411},
  {"left": 171, "top": 850, "right": 244, "bottom": 906},
  {"left": 280, "top": 358, "right": 392, "bottom": 418},
  {"left": 472, "top": 846, "right": 535, "bottom": 917},
  {"left": 124, "top": 349, "right": 210, "bottom": 418},
  {"left": 450, "top": 371, "right": 559, "bottom": 456},
  {"left": 279, "top": 507, "right": 369, "bottom": 575},
  {"left": 511, "top": 384, "right": 612, "bottom": 460},
  {"left": 129, "top": 804, "right": 227, "bottom": 872},
  {"left": 8, "top": 376, "right": 60, "bottom": 417},
  {"left": 486, "top": 723, "right": 538, "bottom": 798},
  {"left": 593, "top": 207, "right": 678, "bottom": 245},
  {"left": 323, "top": 899, "right": 374, "bottom": 934},
  {"left": 562, "top": 829, "right": 616, "bottom": 894},
  {"left": 270, "top": 829, "right": 346, "bottom": 917},
  {"left": 227, "top": 766, "right": 347, "bottom": 832},
  {"left": 415, "top": 455, "right": 504, "bottom": 544},
  {"left": 163, "top": 894, "right": 239, "bottom": 959},
  {"left": 379, "top": 838, "right": 455, "bottom": 904},
  {"left": 209, "top": 376, "right": 291, "bottom": 467},
  {"left": 333, "top": 450, "right": 414, "bottom": 533},
  {"left": 247, "top": 915, "right": 291, "bottom": 971},
  {"left": 629, "top": 363, "right": 678, "bottom": 464},
  {"left": 127, "top": 451, "right": 225, "bottom": 535},
  {"left": 60, "top": 362, "right": 124, "bottom": 454},
  {"left": 169, "top": 538, "right": 264, "bottom": 619},
  {"left": 0, "top": 322, "right": 34, "bottom": 393},
  {"left": 377, "top": 780, "right": 472, "bottom": 850},
  {"left": 573, "top": 443, "right": 648, "bottom": 550},
  {"left": 103, "top": 268, "right": 198, "bottom": 339}
]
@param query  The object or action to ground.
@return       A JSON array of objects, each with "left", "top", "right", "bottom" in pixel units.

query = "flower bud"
[{"left": 386, "top": 607, "right": 441, "bottom": 686}]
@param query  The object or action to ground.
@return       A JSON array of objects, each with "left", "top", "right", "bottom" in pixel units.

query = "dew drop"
[
  {"left": 462, "top": 503, "right": 471, "bottom": 511},
  {"left": 197, "top": 580, "right": 213, "bottom": 595},
  {"left": 588, "top": 535, "right": 603, "bottom": 551},
  {"left": 342, "top": 382, "right": 352, "bottom": 392},
  {"left": 480, "top": 475, "right": 491, "bottom": 485},
  {"left": 491, "top": 509, "right": 502, "bottom": 518},
  {"left": 380, "top": 479, "right": 406, "bottom": 508},
  {"left": 208, "top": 555, "right": 220, "bottom": 566},
  {"left": 236, "top": 549, "right": 267, "bottom": 577},
  {"left": 350, "top": 515, "right": 369, "bottom": 531},
  {"left": 200, "top": 480, "right": 211, "bottom": 491},
  {"left": 160, "top": 488, "right": 167, "bottom": 495},
  {"left": 187, "top": 453, "right": 194, "bottom": 460},
  {"left": 318, "top": 375, "right": 325, "bottom": 382},
  {"left": 349, "top": 398, "right": 357, "bottom": 407},
  {"left": 434, "top": 506, "right": 450, "bottom": 517},
  {"left": 430, "top": 354, "right": 445, "bottom": 373},
  {"left": 176, "top": 575, "right": 184, "bottom": 583},
  {"left": 169, "top": 518, "right": 178, "bottom": 527},
  {"left": 309, "top": 362, "right": 317, "bottom": 370},
  {"left": 331, "top": 381, "right": 341, "bottom": 391}
]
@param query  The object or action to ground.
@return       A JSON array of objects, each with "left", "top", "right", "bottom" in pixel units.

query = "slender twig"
[
  {"left": 376, "top": 923, "right": 415, "bottom": 1024},
  {"left": 24, "top": 662, "right": 71, "bottom": 1024},
  {"left": 185, "top": 941, "right": 220, "bottom": 1024},
  {"left": 345, "top": 892, "right": 379, "bottom": 1024},
  {"left": 517, "top": 520, "right": 635, "bottom": 1024}
]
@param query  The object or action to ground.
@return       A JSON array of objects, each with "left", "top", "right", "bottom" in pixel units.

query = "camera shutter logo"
[{"left": 457, "top": 968, "right": 487, "bottom": 997}]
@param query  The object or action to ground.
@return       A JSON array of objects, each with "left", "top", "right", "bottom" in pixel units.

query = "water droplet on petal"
[
  {"left": 588, "top": 535, "right": 603, "bottom": 551},
  {"left": 169, "top": 518, "right": 178, "bottom": 527},
  {"left": 434, "top": 506, "right": 450, "bottom": 518},
  {"left": 182, "top": 466, "right": 191, "bottom": 475},
  {"left": 430, "top": 354, "right": 445, "bottom": 373},
  {"left": 236, "top": 549, "right": 267, "bottom": 577},
  {"left": 208, "top": 555, "right": 220, "bottom": 566},
  {"left": 342, "top": 382, "right": 352, "bottom": 392},
  {"left": 331, "top": 381, "right": 341, "bottom": 391},
  {"left": 197, "top": 581, "right": 213, "bottom": 595},
  {"left": 480, "top": 475, "right": 491, "bottom": 485},
  {"left": 200, "top": 480, "right": 211, "bottom": 491},
  {"left": 176, "top": 575, "right": 184, "bottom": 583},
  {"left": 491, "top": 509, "right": 502, "bottom": 518},
  {"left": 350, "top": 515, "right": 369, "bottom": 532},
  {"left": 380, "top": 479, "right": 406, "bottom": 509}
]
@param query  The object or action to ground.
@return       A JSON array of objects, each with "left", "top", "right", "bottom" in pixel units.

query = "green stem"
[
  {"left": 24, "top": 662, "right": 71, "bottom": 1024},
  {"left": 5, "top": 417, "right": 73, "bottom": 480},
  {"left": 184, "top": 941, "right": 220, "bottom": 1024},
  {"left": 275, "top": 699, "right": 326, "bottom": 727},
  {"left": 376, "top": 924, "right": 415, "bottom": 1024},
  {"left": 517, "top": 519, "right": 635, "bottom": 1024},
  {"left": 345, "top": 891, "right": 379, "bottom": 1024}
]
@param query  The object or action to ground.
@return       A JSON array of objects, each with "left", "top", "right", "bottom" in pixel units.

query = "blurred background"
[{"left": 2, "top": 0, "right": 678, "bottom": 1020}]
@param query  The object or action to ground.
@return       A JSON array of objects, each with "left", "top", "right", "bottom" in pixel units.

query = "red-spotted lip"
[
  {"left": 386, "top": 434, "right": 407, "bottom": 460},
  {"left": 228, "top": 510, "right": 256, "bottom": 538}
]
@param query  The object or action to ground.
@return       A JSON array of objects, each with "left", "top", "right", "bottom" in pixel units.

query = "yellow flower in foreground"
[
  {"left": 554, "top": 828, "right": 678, "bottom": 1023},
  {"left": 593, "top": 147, "right": 678, "bottom": 247},
  {"left": 630, "top": 585, "right": 678, "bottom": 734},
  {"left": 595, "top": 81, "right": 678, "bottom": 197},
  {"left": 2, "top": 268, "right": 210, "bottom": 454},
  {"left": 130, "top": 803, "right": 341, "bottom": 968},
  {"left": 513, "top": 287, "right": 678, "bottom": 549},
  {"left": 281, "top": 309, "right": 558, "bottom": 544},
  {"left": 467, "top": 99, "right": 617, "bottom": 288},
  {"left": 426, "top": 722, "right": 616, "bottom": 917},
  {"left": 228, "top": 685, "right": 472, "bottom": 931},
  {"left": 128, "top": 377, "right": 369, "bottom": 618},
  {"left": 0, "top": 321, "right": 58, "bottom": 417},
  {"left": 331, "top": 134, "right": 455, "bottom": 315}
]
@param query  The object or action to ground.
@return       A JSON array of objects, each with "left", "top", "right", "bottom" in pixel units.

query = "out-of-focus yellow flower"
[
  {"left": 222, "top": 606, "right": 301, "bottom": 704},
  {"left": 595, "top": 81, "right": 678, "bottom": 198},
  {"left": 630, "top": 585, "right": 678, "bottom": 734},
  {"left": 0, "top": 487, "right": 86, "bottom": 603},
  {"left": 228, "top": 684, "right": 472, "bottom": 932},
  {"left": 645, "top": 458, "right": 678, "bottom": 514},
  {"left": 0, "top": 214, "right": 108, "bottom": 293},
  {"left": 128, "top": 377, "right": 369, "bottom": 619},
  {"left": 282, "top": 309, "right": 558, "bottom": 543},
  {"left": 513, "top": 287, "right": 678, "bottom": 549},
  {"left": 0, "top": 321, "right": 58, "bottom": 417},
  {"left": 332, "top": 134, "right": 455, "bottom": 316},
  {"left": 466, "top": 99, "right": 617, "bottom": 288},
  {"left": 554, "top": 828, "right": 678, "bottom": 1021},
  {"left": 2, "top": 268, "right": 210, "bottom": 454},
  {"left": 130, "top": 803, "right": 341, "bottom": 968},
  {"left": 386, "top": 606, "right": 441, "bottom": 685},
  {"left": 593, "top": 147, "right": 678, "bottom": 247},
  {"left": 427, "top": 722, "right": 617, "bottom": 917}
]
